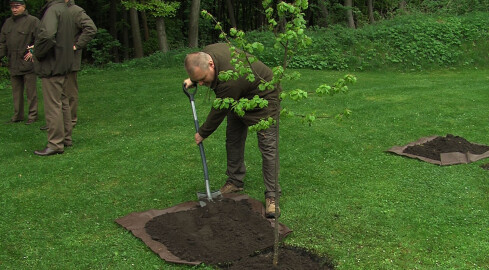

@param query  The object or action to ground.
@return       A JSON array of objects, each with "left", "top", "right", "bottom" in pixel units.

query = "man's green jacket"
[
  {"left": 34, "top": 0, "right": 75, "bottom": 78},
  {"left": 198, "top": 43, "right": 281, "bottom": 138},
  {"left": 0, "top": 10, "right": 39, "bottom": 76},
  {"left": 67, "top": 0, "right": 97, "bottom": 71}
]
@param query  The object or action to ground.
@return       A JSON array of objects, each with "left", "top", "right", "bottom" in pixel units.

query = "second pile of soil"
[
  {"left": 403, "top": 134, "right": 489, "bottom": 161},
  {"left": 145, "top": 198, "right": 331, "bottom": 269}
]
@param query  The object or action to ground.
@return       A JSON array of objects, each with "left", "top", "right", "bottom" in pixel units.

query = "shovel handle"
[
  {"left": 183, "top": 83, "right": 197, "bottom": 101},
  {"left": 183, "top": 83, "right": 213, "bottom": 201},
  {"left": 183, "top": 84, "right": 200, "bottom": 133}
]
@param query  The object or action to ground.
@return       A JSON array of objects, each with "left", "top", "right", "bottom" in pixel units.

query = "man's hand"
[
  {"left": 183, "top": 78, "right": 195, "bottom": 89},
  {"left": 23, "top": 51, "right": 33, "bottom": 62},
  {"left": 24, "top": 45, "right": 34, "bottom": 62},
  {"left": 195, "top": 132, "right": 204, "bottom": 145}
]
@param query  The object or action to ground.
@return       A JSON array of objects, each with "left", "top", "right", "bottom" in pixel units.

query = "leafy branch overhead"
[
  {"left": 121, "top": 0, "right": 180, "bottom": 17},
  {"left": 202, "top": 0, "right": 357, "bottom": 131}
]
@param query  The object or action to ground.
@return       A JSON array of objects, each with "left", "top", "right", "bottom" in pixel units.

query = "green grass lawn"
[{"left": 1, "top": 67, "right": 488, "bottom": 269}]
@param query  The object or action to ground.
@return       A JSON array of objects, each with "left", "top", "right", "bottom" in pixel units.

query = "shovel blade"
[{"left": 197, "top": 190, "right": 223, "bottom": 207}]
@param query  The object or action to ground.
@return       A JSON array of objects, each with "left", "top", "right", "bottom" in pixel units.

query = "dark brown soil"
[
  {"left": 219, "top": 246, "right": 333, "bottom": 270},
  {"left": 145, "top": 198, "right": 331, "bottom": 269},
  {"left": 481, "top": 163, "right": 489, "bottom": 170},
  {"left": 403, "top": 134, "right": 489, "bottom": 161}
]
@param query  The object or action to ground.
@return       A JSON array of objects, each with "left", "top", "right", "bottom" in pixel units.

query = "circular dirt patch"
[
  {"left": 219, "top": 246, "right": 333, "bottom": 269},
  {"left": 145, "top": 198, "right": 332, "bottom": 268},
  {"left": 403, "top": 134, "right": 489, "bottom": 161}
]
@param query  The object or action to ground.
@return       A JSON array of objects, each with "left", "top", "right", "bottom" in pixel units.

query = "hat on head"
[{"left": 10, "top": 0, "right": 26, "bottom": 5}]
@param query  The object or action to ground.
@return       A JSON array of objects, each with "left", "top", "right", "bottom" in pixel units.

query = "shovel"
[{"left": 183, "top": 83, "right": 222, "bottom": 206}]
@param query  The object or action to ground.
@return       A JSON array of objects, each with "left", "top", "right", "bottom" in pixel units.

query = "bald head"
[{"left": 184, "top": 52, "right": 212, "bottom": 77}]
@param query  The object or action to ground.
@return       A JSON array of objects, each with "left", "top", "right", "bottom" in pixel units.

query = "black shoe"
[
  {"left": 40, "top": 125, "right": 48, "bottom": 130},
  {"left": 6, "top": 119, "right": 22, "bottom": 124},
  {"left": 25, "top": 119, "right": 37, "bottom": 125},
  {"left": 34, "top": 147, "right": 64, "bottom": 156}
]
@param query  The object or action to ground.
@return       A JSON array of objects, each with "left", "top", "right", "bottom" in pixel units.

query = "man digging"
[{"left": 183, "top": 43, "right": 281, "bottom": 218}]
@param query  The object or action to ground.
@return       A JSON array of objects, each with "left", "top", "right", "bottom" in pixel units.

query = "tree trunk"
[
  {"left": 122, "top": 10, "right": 130, "bottom": 60},
  {"left": 344, "top": 0, "right": 355, "bottom": 29},
  {"left": 226, "top": 0, "right": 237, "bottom": 29},
  {"left": 399, "top": 0, "right": 407, "bottom": 12},
  {"left": 156, "top": 17, "right": 169, "bottom": 53},
  {"left": 109, "top": 0, "right": 119, "bottom": 62},
  {"left": 256, "top": 0, "right": 266, "bottom": 28},
  {"left": 188, "top": 0, "right": 201, "bottom": 48},
  {"left": 129, "top": 1, "right": 144, "bottom": 58},
  {"left": 368, "top": 0, "right": 375, "bottom": 23},
  {"left": 318, "top": 0, "right": 330, "bottom": 28},
  {"left": 141, "top": 10, "right": 150, "bottom": 41}
]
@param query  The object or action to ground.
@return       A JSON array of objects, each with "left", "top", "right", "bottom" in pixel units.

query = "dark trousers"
[
  {"left": 42, "top": 75, "right": 72, "bottom": 151},
  {"left": 10, "top": 73, "right": 38, "bottom": 121},
  {"left": 65, "top": 71, "right": 78, "bottom": 125},
  {"left": 225, "top": 112, "right": 281, "bottom": 198}
]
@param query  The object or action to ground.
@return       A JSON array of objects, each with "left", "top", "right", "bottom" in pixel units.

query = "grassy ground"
[{"left": 1, "top": 67, "right": 488, "bottom": 269}]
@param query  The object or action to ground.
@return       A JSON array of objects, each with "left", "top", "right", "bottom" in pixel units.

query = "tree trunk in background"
[
  {"left": 109, "top": 0, "right": 119, "bottom": 62},
  {"left": 129, "top": 1, "right": 144, "bottom": 58},
  {"left": 399, "top": 0, "right": 407, "bottom": 12},
  {"left": 188, "top": 0, "right": 201, "bottom": 48},
  {"left": 122, "top": 10, "right": 130, "bottom": 60},
  {"left": 156, "top": 17, "right": 169, "bottom": 53},
  {"left": 318, "top": 0, "right": 330, "bottom": 27},
  {"left": 141, "top": 10, "right": 150, "bottom": 41},
  {"left": 226, "top": 0, "right": 237, "bottom": 29},
  {"left": 344, "top": 0, "right": 356, "bottom": 28},
  {"left": 368, "top": 0, "right": 375, "bottom": 23}
]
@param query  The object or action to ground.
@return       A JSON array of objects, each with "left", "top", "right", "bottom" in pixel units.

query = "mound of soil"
[
  {"left": 145, "top": 198, "right": 331, "bottom": 269},
  {"left": 145, "top": 198, "right": 275, "bottom": 265},
  {"left": 403, "top": 134, "right": 489, "bottom": 161},
  {"left": 219, "top": 246, "right": 333, "bottom": 270}
]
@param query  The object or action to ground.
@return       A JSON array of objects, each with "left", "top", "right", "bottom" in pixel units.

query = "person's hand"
[
  {"left": 195, "top": 132, "right": 204, "bottom": 145},
  {"left": 183, "top": 78, "right": 194, "bottom": 89},
  {"left": 73, "top": 45, "right": 77, "bottom": 51},
  {"left": 24, "top": 45, "right": 34, "bottom": 62},
  {"left": 24, "top": 51, "right": 33, "bottom": 62}
]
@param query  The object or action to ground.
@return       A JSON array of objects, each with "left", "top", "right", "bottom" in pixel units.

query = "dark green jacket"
[
  {"left": 67, "top": 0, "right": 97, "bottom": 71},
  {"left": 198, "top": 43, "right": 281, "bottom": 138},
  {"left": 0, "top": 10, "right": 39, "bottom": 76},
  {"left": 34, "top": 0, "right": 75, "bottom": 78}
]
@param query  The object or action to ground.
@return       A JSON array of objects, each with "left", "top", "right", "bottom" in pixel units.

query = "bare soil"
[
  {"left": 403, "top": 134, "right": 489, "bottom": 160},
  {"left": 145, "top": 198, "right": 332, "bottom": 269}
]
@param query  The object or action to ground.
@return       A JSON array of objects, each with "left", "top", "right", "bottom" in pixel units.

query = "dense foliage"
[
  {"left": 85, "top": 12, "right": 489, "bottom": 72},
  {"left": 0, "top": 1, "right": 488, "bottom": 71},
  {"left": 247, "top": 12, "right": 489, "bottom": 71},
  {"left": 2, "top": 0, "right": 488, "bottom": 59}
]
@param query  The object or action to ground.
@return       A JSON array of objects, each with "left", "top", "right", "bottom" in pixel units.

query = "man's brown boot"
[
  {"left": 265, "top": 197, "right": 281, "bottom": 218},
  {"left": 219, "top": 182, "right": 244, "bottom": 194}
]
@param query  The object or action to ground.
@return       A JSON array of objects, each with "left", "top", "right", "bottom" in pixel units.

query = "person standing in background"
[
  {"left": 40, "top": 0, "right": 97, "bottom": 131},
  {"left": 66, "top": 0, "right": 96, "bottom": 127},
  {"left": 33, "top": 0, "right": 75, "bottom": 156},
  {"left": 0, "top": 0, "right": 39, "bottom": 125}
]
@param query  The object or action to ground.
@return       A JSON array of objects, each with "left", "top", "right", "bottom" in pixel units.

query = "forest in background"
[{"left": 1, "top": 0, "right": 488, "bottom": 70}]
